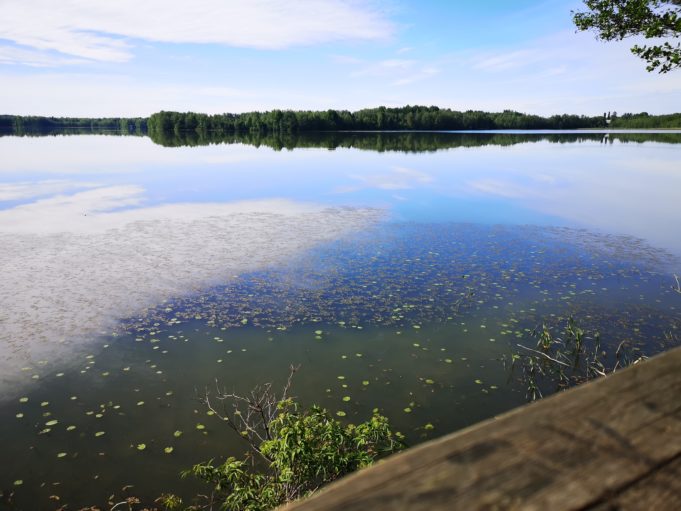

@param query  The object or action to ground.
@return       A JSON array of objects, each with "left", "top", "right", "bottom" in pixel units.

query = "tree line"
[
  {"left": 609, "top": 111, "right": 681, "bottom": 128},
  {"left": 0, "top": 115, "right": 147, "bottom": 134},
  {"left": 147, "top": 106, "right": 611, "bottom": 134},
  {"left": 1, "top": 108, "right": 679, "bottom": 137}
]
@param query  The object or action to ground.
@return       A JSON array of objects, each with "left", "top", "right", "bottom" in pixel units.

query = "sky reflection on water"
[
  {"left": 1, "top": 132, "right": 680, "bottom": 257},
  {"left": 1, "top": 131, "right": 680, "bottom": 507}
]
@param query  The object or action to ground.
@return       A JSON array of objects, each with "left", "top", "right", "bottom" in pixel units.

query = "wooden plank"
[
  {"left": 588, "top": 456, "right": 681, "bottom": 510},
  {"left": 282, "top": 347, "right": 681, "bottom": 511}
]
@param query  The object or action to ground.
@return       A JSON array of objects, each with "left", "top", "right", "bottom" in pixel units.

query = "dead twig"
[
  {"left": 201, "top": 364, "right": 300, "bottom": 461},
  {"left": 516, "top": 343, "right": 571, "bottom": 367}
]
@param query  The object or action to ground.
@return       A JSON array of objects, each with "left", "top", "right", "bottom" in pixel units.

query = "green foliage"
[
  {"left": 0, "top": 114, "right": 147, "bottom": 135},
  {"left": 573, "top": 0, "right": 681, "bottom": 72},
  {"left": 156, "top": 493, "right": 184, "bottom": 510},
  {"left": 609, "top": 110, "right": 681, "bottom": 127},
  {"left": 184, "top": 399, "right": 403, "bottom": 511},
  {"left": 146, "top": 106, "right": 607, "bottom": 137}
]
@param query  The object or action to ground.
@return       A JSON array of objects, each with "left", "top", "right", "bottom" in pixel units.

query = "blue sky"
[{"left": 1, "top": 0, "right": 680, "bottom": 116}]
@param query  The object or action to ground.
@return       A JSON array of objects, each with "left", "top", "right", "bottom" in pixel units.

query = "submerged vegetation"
[
  {"left": 1, "top": 222, "right": 679, "bottom": 509},
  {"left": 10, "top": 370, "right": 404, "bottom": 511},
  {"left": 1, "top": 125, "right": 680, "bottom": 509},
  {"left": 507, "top": 317, "right": 647, "bottom": 401}
]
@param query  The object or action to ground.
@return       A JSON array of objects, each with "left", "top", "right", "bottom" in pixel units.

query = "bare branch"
[{"left": 200, "top": 364, "right": 301, "bottom": 461}]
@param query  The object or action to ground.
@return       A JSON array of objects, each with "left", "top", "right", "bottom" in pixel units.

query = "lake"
[{"left": 1, "top": 131, "right": 680, "bottom": 508}]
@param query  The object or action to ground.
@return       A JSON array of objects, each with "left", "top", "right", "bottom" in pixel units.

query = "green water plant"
[{"left": 507, "top": 317, "right": 647, "bottom": 401}]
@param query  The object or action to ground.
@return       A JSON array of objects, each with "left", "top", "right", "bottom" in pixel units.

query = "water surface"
[{"left": 0, "top": 131, "right": 679, "bottom": 508}]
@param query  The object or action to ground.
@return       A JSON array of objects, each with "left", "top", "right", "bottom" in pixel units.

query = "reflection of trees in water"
[
  {"left": 147, "top": 130, "right": 681, "bottom": 151},
  {"left": 2, "top": 127, "right": 679, "bottom": 152}
]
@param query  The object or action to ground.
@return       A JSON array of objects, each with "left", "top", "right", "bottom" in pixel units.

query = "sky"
[{"left": 0, "top": 0, "right": 680, "bottom": 117}]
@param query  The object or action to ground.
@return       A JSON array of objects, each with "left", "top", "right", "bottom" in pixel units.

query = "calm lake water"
[{"left": 1, "top": 131, "right": 680, "bottom": 508}]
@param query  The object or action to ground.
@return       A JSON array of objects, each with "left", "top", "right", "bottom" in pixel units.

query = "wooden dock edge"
[{"left": 281, "top": 346, "right": 681, "bottom": 511}]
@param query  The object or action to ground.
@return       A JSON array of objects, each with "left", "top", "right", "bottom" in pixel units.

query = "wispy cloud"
[
  {"left": 473, "top": 50, "right": 539, "bottom": 72},
  {"left": 0, "top": 46, "right": 89, "bottom": 67},
  {"left": 0, "top": 0, "right": 394, "bottom": 64},
  {"left": 346, "top": 55, "right": 440, "bottom": 87},
  {"left": 331, "top": 54, "right": 365, "bottom": 65},
  {"left": 338, "top": 166, "right": 434, "bottom": 193},
  {"left": 0, "top": 180, "right": 98, "bottom": 201},
  {"left": 392, "top": 66, "right": 439, "bottom": 86},
  {"left": 379, "top": 59, "right": 416, "bottom": 70}
]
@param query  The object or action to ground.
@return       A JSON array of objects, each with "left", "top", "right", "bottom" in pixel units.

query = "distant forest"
[
  {"left": 1, "top": 107, "right": 680, "bottom": 137},
  {"left": 146, "top": 107, "right": 681, "bottom": 133},
  {"left": 0, "top": 115, "right": 147, "bottom": 134}
]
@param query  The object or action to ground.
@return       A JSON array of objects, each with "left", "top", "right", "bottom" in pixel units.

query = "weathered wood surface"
[{"left": 282, "top": 347, "right": 681, "bottom": 511}]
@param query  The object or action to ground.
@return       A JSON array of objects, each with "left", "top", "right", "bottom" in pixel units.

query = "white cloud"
[
  {"left": 339, "top": 165, "right": 434, "bottom": 192},
  {"left": 331, "top": 54, "right": 365, "bottom": 65},
  {"left": 0, "top": 0, "right": 393, "bottom": 64},
  {"left": 392, "top": 66, "right": 439, "bottom": 86},
  {"left": 474, "top": 50, "right": 538, "bottom": 72},
  {"left": 0, "top": 180, "right": 98, "bottom": 201},
  {"left": 379, "top": 59, "right": 416, "bottom": 70},
  {"left": 0, "top": 46, "right": 89, "bottom": 67},
  {"left": 428, "top": 30, "right": 681, "bottom": 114},
  {"left": 346, "top": 56, "right": 440, "bottom": 87}
]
